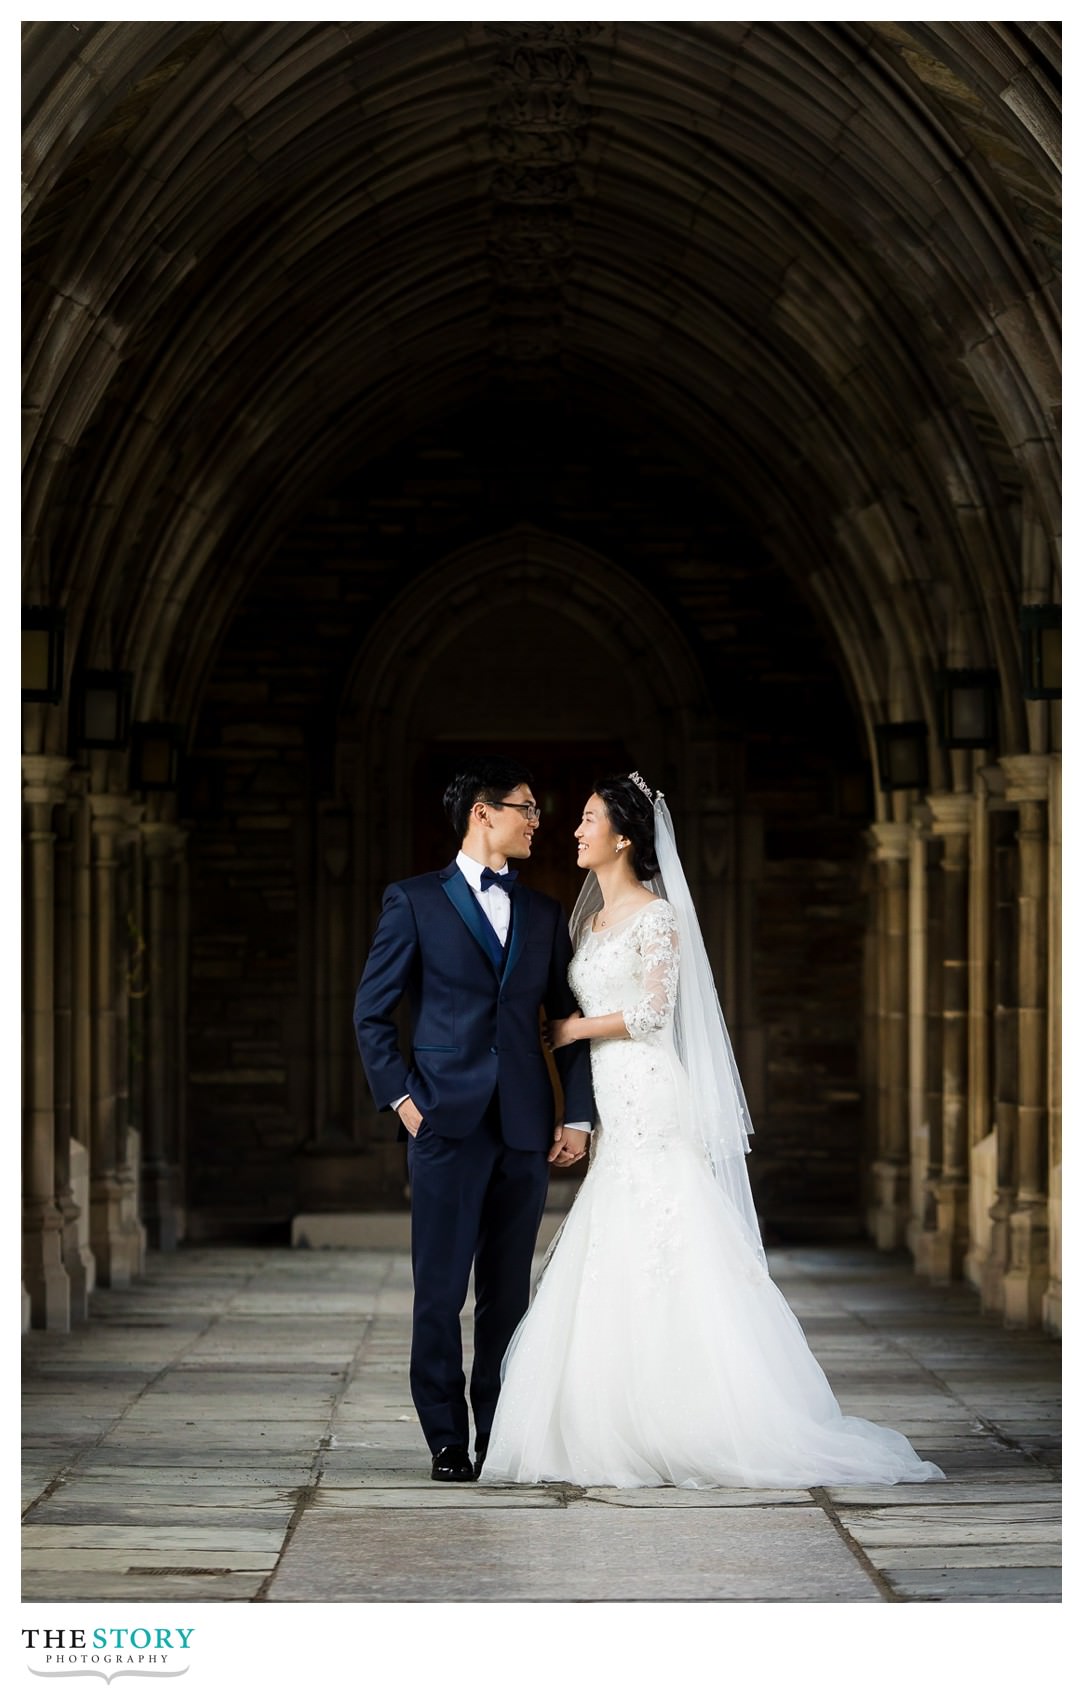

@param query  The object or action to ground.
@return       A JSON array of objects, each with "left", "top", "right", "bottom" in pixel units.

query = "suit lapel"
[
  {"left": 501, "top": 882, "right": 529, "bottom": 985},
  {"left": 440, "top": 866, "right": 502, "bottom": 974}
]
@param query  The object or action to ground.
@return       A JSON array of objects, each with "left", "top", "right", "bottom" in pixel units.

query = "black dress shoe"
[
  {"left": 430, "top": 1444, "right": 475, "bottom": 1483},
  {"left": 474, "top": 1436, "right": 489, "bottom": 1473}
]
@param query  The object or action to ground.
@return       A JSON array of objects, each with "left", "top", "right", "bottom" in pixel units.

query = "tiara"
[{"left": 628, "top": 771, "right": 655, "bottom": 802}]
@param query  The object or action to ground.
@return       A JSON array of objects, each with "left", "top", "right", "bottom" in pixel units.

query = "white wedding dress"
[{"left": 481, "top": 899, "right": 944, "bottom": 1490}]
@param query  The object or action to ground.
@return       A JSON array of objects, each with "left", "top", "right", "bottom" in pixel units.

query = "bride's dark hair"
[{"left": 594, "top": 774, "right": 660, "bottom": 882}]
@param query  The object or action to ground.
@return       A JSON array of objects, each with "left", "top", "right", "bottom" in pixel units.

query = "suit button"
[{"left": 490, "top": 1046, "right": 498, "bottom": 1054}]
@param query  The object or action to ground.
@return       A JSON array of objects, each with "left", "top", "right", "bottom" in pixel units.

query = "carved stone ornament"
[{"left": 482, "top": 22, "right": 599, "bottom": 363}]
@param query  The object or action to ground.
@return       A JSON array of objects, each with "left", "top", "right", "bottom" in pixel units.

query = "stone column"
[
  {"left": 52, "top": 790, "right": 93, "bottom": 1320},
  {"left": 22, "top": 756, "right": 72, "bottom": 1329},
  {"left": 117, "top": 800, "right": 147, "bottom": 1276},
  {"left": 140, "top": 822, "right": 187, "bottom": 1249},
  {"left": 906, "top": 811, "right": 930, "bottom": 1254},
  {"left": 868, "top": 822, "right": 912, "bottom": 1249},
  {"left": 68, "top": 780, "right": 98, "bottom": 1299},
  {"left": 964, "top": 774, "right": 995, "bottom": 1290},
  {"left": 1001, "top": 756, "right": 1050, "bottom": 1328},
  {"left": 175, "top": 836, "right": 190, "bottom": 1241},
  {"left": 918, "top": 793, "right": 972, "bottom": 1282},
  {"left": 175, "top": 843, "right": 190, "bottom": 1244},
  {"left": 982, "top": 803, "right": 1019, "bottom": 1316},
  {"left": 87, "top": 792, "right": 139, "bottom": 1285},
  {"left": 1043, "top": 756, "right": 1061, "bottom": 1334}
]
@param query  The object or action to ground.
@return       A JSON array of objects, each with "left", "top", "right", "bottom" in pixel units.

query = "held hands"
[
  {"left": 549, "top": 1125, "right": 589, "bottom": 1168},
  {"left": 396, "top": 1097, "right": 424, "bottom": 1138}
]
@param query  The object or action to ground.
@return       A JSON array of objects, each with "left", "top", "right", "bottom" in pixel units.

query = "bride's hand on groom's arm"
[
  {"left": 547, "top": 1011, "right": 630, "bottom": 1049},
  {"left": 547, "top": 1014, "right": 585, "bottom": 1049}
]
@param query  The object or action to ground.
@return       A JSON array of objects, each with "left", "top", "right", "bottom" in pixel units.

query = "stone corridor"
[{"left": 22, "top": 1230, "right": 1060, "bottom": 1605}]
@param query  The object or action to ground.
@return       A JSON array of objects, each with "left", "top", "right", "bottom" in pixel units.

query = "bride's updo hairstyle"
[{"left": 595, "top": 774, "right": 660, "bottom": 882}]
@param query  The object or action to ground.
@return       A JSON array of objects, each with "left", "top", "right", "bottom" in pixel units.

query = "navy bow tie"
[{"left": 480, "top": 866, "right": 518, "bottom": 893}]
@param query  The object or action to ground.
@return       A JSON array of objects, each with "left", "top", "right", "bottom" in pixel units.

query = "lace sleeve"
[{"left": 623, "top": 904, "right": 680, "bottom": 1038}]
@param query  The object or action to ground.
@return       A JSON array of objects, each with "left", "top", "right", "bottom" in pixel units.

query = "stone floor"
[{"left": 22, "top": 1229, "right": 1061, "bottom": 1604}]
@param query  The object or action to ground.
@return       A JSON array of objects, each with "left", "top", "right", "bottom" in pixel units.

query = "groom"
[{"left": 353, "top": 757, "right": 593, "bottom": 1481}]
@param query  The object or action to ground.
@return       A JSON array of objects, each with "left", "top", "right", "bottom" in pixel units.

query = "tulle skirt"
[{"left": 481, "top": 1127, "right": 944, "bottom": 1491}]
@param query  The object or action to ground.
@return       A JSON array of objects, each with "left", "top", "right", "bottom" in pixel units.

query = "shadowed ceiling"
[{"left": 22, "top": 20, "right": 1060, "bottom": 766}]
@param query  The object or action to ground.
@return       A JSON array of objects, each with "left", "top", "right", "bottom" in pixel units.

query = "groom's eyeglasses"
[{"left": 490, "top": 799, "right": 542, "bottom": 822}]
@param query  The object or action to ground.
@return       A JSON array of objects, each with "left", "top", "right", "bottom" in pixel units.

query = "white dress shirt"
[
  {"left": 393, "top": 850, "right": 590, "bottom": 1134},
  {"left": 456, "top": 848, "right": 512, "bottom": 943}
]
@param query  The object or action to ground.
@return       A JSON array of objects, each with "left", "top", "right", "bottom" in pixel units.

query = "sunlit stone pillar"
[
  {"left": 1001, "top": 757, "right": 1050, "bottom": 1328},
  {"left": 868, "top": 822, "right": 911, "bottom": 1249},
  {"left": 140, "top": 822, "right": 187, "bottom": 1249},
  {"left": 964, "top": 775, "right": 995, "bottom": 1292},
  {"left": 22, "top": 756, "right": 72, "bottom": 1329},
  {"left": 917, "top": 793, "right": 972, "bottom": 1282},
  {"left": 87, "top": 792, "right": 139, "bottom": 1285}
]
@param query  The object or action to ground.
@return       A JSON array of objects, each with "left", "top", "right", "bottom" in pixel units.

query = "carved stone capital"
[
  {"left": 140, "top": 821, "right": 188, "bottom": 860},
  {"left": 87, "top": 791, "right": 133, "bottom": 836},
  {"left": 868, "top": 821, "right": 912, "bottom": 863},
  {"left": 925, "top": 791, "right": 974, "bottom": 837},
  {"left": 22, "top": 754, "right": 72, "bottom": 808},
  {"left": 999, "top": 754, "right": 1051, "bottom": 803}
]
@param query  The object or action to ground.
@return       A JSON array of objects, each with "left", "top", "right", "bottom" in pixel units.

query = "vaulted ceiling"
[{"left": 22, "top": 20, "right": 1060, "bottom": 762}]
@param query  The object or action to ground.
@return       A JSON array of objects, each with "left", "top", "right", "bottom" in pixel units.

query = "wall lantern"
[
  {"left": 72, "top": 669, "right": 133, "bottom": 750},
  {"left": 874, "top": 721, "right": 929, "bottom": 792},
  {"left": 936, "top": 669, "right": 999, "bottom": 749},
  {"left": 22, "top": 606, "right": 65, "bottom": 703},
  {"left": 131, "top": 722, "right": 183, "bottom": 791},
  {"left": 1020, "top": 604, "right": 1062, "bottom": 699}
]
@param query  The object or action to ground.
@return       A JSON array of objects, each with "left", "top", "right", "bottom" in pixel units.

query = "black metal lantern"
[
  {"left": 874, "top": 721, "right": 929, "bottom": 792},
  {"left": 131, "top": 722, "right": 183, "bottom": 791},
  {"left": 1020, "top": 604, "right": 1062, "bottom": 699},
  {"left": 22, "top": 606, "right": 65, "bottom": 703},
  {"left": 72, "top": 669, "right": 133, "bottom": 750},
  {"left": 936, "top": 669, "right": 999, "bottom": 749}
]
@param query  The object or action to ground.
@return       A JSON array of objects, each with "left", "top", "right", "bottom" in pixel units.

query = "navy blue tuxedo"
[{"left": 353, "top": 861, "right": 593, "bottom": 1453}]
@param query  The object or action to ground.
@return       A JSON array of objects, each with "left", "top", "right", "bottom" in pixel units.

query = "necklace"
[{"left": 593, "top": 895, "right": 641, "bottom": 931}]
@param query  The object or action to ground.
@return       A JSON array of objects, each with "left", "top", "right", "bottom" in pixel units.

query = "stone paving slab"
[
  {"left": 884, "top": 1566, "right": 1061, "bottom": 1601},
  {"left": 824, "top": 1481, "right": 1061, "bottom": 1505},
  {"left": 859, "top": 1544, "right": 1061, "bottom": 1569},
  {"left": 835, "top": 1504, "right": 1059, "bottom": 1541},
  {"left": 264, "top": 1504, "right": 883, "bottom": 1603},
  {"left": 28, "top": 1503, "right": 296, "bottom": 1529},
  {"left": 313, "top": 1486, "right": 563, "bottom": 1510},
  {"left": 22, "top": 1572, "right": 265, "bottom": 1604},
  {"left": 24, "top": 1524, "right": 285, "bottom": 1553},
  {"left": 22, "top": 1240, "right": 1061, "bottom": 1605},
  {"left": 23, "top": 1548, "right": 277, "bottom": 1575}
]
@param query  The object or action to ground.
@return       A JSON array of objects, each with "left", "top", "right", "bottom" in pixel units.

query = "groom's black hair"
[{"left": 444, "top": 756, "right": 534, "bottom": 843}]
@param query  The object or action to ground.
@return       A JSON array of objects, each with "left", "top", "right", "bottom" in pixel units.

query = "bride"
[{"left": 480, "top": 772, "right": 944, "bottom": 1490}]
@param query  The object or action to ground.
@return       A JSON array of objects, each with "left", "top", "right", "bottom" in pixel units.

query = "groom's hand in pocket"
[{"left": 397, "top": 1097, "right": 424, "bottom": 1138}]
